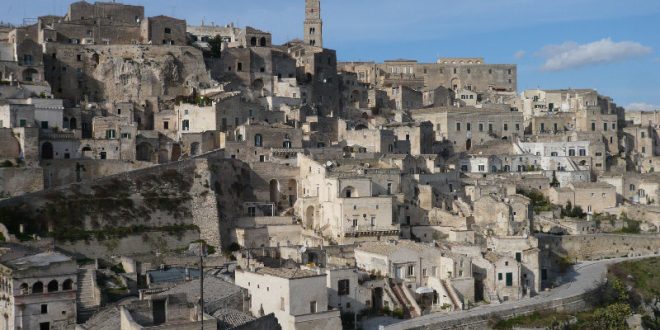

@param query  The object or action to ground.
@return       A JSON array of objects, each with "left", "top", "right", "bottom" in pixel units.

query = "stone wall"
[
  {"left": 537, "top": 234, "right": 660, "bottom": 261},
  {"left": 0, "top": 167, "right": 43, "bottom": 197},
  {"left": 41, "top": 159, "right": 152, "bottom": 189},
  {"left": 57, "top": 229, "right": 199, "bottom": 259}
]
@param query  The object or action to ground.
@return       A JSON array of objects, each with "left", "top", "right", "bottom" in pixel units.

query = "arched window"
[
  {"left": 47, "top": 280, "right": 58, "bottom": 292},
  {"left": 342, "top": 186, "right": 356, "bottom": 198},
  {"left": 250, "top": 37, "right": 257, "bottom": 46},
  {"left": 63, "top": 279, "right": 74, "bottom": 291},
  {"left": 20, "top": 283, "right": 29, "bottom": 294},
  {"left": 32, "top": 281, "right": 44, "bottom": 294},
  {"left": 182, "top": 120, "right": 190, "bottom": 131},
  {"left": 260, "top": 37, "right": 267, "bottom": 47},
  {"left": 254, "top": 134, "right": 263, "bottom": 147},
  {"left": 69, "top": 117, "right": 77, "bottom": 130}
]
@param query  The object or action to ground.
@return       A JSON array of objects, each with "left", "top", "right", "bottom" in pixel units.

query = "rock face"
[
  {"left": 0, "top": 151, "right": 258, "bottom": 248},
  {"left": 45, "top": 45, "right": 212, "bottom": 105}
]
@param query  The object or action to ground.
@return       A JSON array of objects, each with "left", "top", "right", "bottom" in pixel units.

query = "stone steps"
[{"left": 76, "top": 269, "right": 100, "bottom": 323}]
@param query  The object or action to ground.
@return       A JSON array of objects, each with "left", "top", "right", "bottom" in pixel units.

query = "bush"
[
  {"left": 110, "top": 263, "right": 126, "bottom": 274},
  {"left": 392, "top": 307, "right": 404, "bottom": 319}
]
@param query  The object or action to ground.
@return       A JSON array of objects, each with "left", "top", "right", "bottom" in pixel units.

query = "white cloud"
[
  {"left": 537, "top": 38, "right": 652, "bottom": 71},
  {"left": 625, "top": 103, "right": 660, "bottom": 111},
  {"left": 514, "top": 50, "right": 526, "bottom": 59}
]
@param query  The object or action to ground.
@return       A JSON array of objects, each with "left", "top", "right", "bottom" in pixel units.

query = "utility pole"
[{"left": 199, "top": 240, "right": 204, "bottom": 330}]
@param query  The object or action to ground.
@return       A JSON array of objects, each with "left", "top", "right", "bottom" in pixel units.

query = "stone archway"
[
  {"left": 305, "top": 206, "right": 315, "bottom": 229},
  {"left": 190, "top": 142, "right": 200, "bottom": 156},
  {"left": 22, "top": 68, "right": 39, "bottom": 82},
  {"left": 171, "top": 144, "right": 182, "bottom": 161},
  {"left": 288, "top": 179, "right": 297, "bottom": 207},
  {"left": 41, "top": 142, "right": 54, "bottom": 159},
  {"left": 269, "top": 179, "right": 279, "bottom": 205},
  {"left": 136, "top": 142, "right": 153, "bottom": 162}
]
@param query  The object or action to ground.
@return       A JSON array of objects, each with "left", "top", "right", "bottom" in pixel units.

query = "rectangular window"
[
  {"left": 280, "top": 297, "right": 285, "bottom": 311},
  {"left": 163, "top": 121, "right": 169, "bottom": 130},
  {"left": 407, "top": 265, "right": 414, "bottom": 277},
  {"left": 479, "top": 123, "right": 484, "bottom": 132},
  {"left": 503, "top": 123, "right": 508, "bottom": 131},
  {"left": 121, "top": 133, "right": 131, "bottom": 139},
  {"left": 515, "top": 252, "right": 522, "bottom": 262},
  {"left": 478, "top": 165, "right": 485, "bottom": 172},
  {"left": 338, "top": 279, "right": 350, "bottom": 296},
  {"left": 466, "top": 123, "right": 471, "bottom": 131},
  {"left": 498, "top": 273, "right": 503, "bottom": 281},
  {"left": 541, "top": 269, "right": 548, "bottom": 281},
  {"left": 237, "top": 62, "right": 243, "bottom": 71},
  {"left": 591, "top": 122, "right": 596, "bottom": 131},
  {"left": 41, "top": 121, "right": 49, "bottom": 129},
  {"left": 515, "top": 124, "right": 520, "bottom": 131},
  {"left": 506, "top": 273, "right": 513, "bottom": 287},
  {"left": 456, "top": 123, "right": 461, "bottom": 131},
  {"left": 105, "top": 129, "right": 116, "bottom": 139},
  {"left": 488, "top": 123, "right": 493, "bottom": 132},
  {"left": 41, "top": 304, "right": 48, "bottom": 314}
]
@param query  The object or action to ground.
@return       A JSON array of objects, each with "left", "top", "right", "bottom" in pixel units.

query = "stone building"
[
  {"left": 339, "top": 57, "right": 516, "bottom": 94},
  {"left": 411, "top": 107, "right": 524, "bottom": 152},
  {"left": 599, "top": 172, "right": 660, "bottom": 206},
  {"left": 235, "top": 266, "right": 341, "bottom": 330},
  {"left": 304, "top": 0, "right": 323, "bottom": 48},
  {"left": 0, "top": 246, "right": 77, "bottom": 330},
  {"left": 354, "top": 240, "right": 474, "bottom": 311},
  {"left": 548, "top": 182, "right": 617, "bottom": 214}
]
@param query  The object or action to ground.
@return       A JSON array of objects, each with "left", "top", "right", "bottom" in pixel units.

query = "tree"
[
  {"left": 209, "top": 35, "right": 223, "bottom": 57},
  {"left": 550, "top": 171, "right": 560, "bottom": 187}
]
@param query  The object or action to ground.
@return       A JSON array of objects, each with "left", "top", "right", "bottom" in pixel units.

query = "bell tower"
[{"left": 304, "top": 0, "right": 323, "bottom": 48}]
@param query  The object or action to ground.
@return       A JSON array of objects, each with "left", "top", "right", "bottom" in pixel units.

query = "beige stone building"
[
  {"left": 411, "top": 107, "right": 524, "bottom": 152},
  {"left": 0, "top": 247, "right": 77, "bottom": 330},
  {"left": 235, "top": 266, "right": 341, "bottom": 330},
  {"left": 549, "top": 182, "right": 617, "bottom": 214}
]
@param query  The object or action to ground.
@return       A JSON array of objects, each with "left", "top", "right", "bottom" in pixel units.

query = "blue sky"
[{"left": 2, "top": 0, "right": 660, "bottom": 109}]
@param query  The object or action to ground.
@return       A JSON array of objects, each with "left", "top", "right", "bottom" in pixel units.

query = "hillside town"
[{"left": 0, "top": 1, "right": 659, "bottom": 330}]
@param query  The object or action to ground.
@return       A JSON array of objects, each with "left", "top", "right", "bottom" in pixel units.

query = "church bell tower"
[{"left": 304, "top": 0, "right": 323, "bottom": 47}]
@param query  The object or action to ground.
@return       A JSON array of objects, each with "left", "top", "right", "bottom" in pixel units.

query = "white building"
[{"left": 235, "top": 266, "right": 341, "bottom": 330}]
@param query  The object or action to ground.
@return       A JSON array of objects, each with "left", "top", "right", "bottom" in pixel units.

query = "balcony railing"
[{"left": 344, "top": 225, "right": 400, "bottom": 237}]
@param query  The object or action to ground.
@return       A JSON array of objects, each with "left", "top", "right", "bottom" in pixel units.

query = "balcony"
[{"left": 344, "top": 225, "right": 400, "bottom": 237}]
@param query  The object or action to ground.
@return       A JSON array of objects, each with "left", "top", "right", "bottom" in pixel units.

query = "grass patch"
[{"left": 608, "top": 257, "right": 660, "bottom": 303}]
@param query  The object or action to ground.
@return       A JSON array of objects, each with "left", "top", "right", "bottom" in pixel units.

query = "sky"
[{"left": 2, "top": 0, "right": 660, "bottom": 110}]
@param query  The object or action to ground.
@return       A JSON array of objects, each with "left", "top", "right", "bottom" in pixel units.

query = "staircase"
[
  {"left": 441, "top": 279, "right": 463, "bottom": 310},
  {"left": 453, "top": 199, "right": 473, "bottom": 218},
  {"left": 77, "top": 268, "right": 101, "bottom": 323},
  {"left": 387, "top": 279, "right": 419, "bottom": 318},
  {"left": 485, "top": 287, "right": 500, "bottom": 305}
]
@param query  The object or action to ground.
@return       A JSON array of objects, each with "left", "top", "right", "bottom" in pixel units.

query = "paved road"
[{"left": 377, "top": 255, "right": 655, "bottom": 330}]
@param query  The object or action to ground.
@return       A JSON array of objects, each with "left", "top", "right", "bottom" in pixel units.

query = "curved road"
[{"left": 378, "top": 256, "right": 655, "bottom": 330}]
